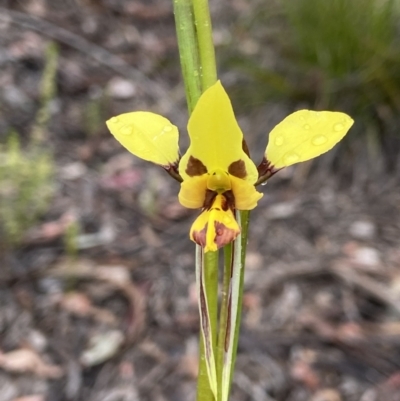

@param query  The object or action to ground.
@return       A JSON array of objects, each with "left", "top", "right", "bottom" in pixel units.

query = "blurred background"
[{"left": 1, "top": 0, "right": 400, "bottom": 400}]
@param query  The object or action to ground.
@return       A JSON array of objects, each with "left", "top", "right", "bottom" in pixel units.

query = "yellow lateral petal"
[
  {"left": 230, "top": 175, "right": 263, "bottom": 210},
  {"left": 265, "top": 110, "right": 354, "bottom": 169},
  {"left": 178, "top": 175, "right": 208, "bottom": 209},
  {"left": 106, "top": 112, "right": 179, "bottom": 166},
  {"left": 190, "top": 194, "right": 240, "bottom": 252},
  {"left": 179, "top": 81, "right": 258, "bottom": 184}
]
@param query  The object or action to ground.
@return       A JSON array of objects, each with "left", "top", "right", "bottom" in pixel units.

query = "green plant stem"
[
  {"left": 216, "top": 243, "right": 233, "bottom": 396},
  {"left": 173, "top": 2, "right": 220, "bottom": 400},
  {"left": 173, "top": 0, "right": 202, "bottom": 112},
  {"left": 196, "top": 248, "right": 219, "bottom": 401},
  {"left": 228, "top": 210, "right": 250, "bottom": 389},
  {"left": 192, "top": 0, "right": 217, "bottom": 90}
]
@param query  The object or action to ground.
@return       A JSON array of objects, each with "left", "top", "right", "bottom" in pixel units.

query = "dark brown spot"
[
  {"left": 228, "top": 159, "right": 247, "bottom": 179},
  {"left": 255, "top": 157, "right": 281, "bottom": 185},
  {"left": 223, "top": 191, "right": 235, "bottom": 211},
  {"left": 185, "top": 156, "right": 207, "bottom": 176},
  {"left": 203, "top": 189, "right": 217, "bottom": 209}
]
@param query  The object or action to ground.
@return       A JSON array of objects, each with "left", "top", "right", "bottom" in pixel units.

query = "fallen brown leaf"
[
  {"left": 11, "top": 396, "right": 45, "bottom": 401},
  {"left": 0, "top": 348, "right": 63, "bottom": 378}
]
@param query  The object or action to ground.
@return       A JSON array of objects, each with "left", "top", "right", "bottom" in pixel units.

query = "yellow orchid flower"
[{"left": 106, "top": 80, "right": 353, "bottom": 253}]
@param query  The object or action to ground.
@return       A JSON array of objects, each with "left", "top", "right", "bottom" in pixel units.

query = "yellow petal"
[
  {"left": 265, "top": 110, "right": 354, "bottom": 169},
  {"left": 190, "top": 194, "right": 240, "bottom": 252},
  {"left": 179, "top": 81, "right": 258, "bottom": 184},
  {"left": 178, "top": 175, "right": 208, "bottom": 209},
  {"left": 230, "top": 175, "right": 263, "bottom": 210},
  {"left": 106, "top": 112, "right": 179, "bottom": 166}
]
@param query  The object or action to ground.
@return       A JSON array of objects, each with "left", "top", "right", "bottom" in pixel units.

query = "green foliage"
[
  {"left": 282, "top": 0, "right": 397, "bottom": 78},
  {"left": 64, "top": 219, "right": 79, "bottom": 259},
  {"left": 225, "top": 0, "right": 400, "bottom": 125},
  {"left": 0, "top": 42, "right": 58, "bottom": 248},
  {"left": 0, "top": 134, "right": 54, "bottom": 246},
  {"left": 32, "top": 42, "right": 59, "bottom": 143}
]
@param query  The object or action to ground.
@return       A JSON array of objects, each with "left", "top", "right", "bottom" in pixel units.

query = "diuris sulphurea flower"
[{"left": 106, "top": 81, "right": 353, "bottom": 252}]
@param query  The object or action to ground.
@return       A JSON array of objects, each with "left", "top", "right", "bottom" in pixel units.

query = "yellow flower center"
[{"left": 207, "top": 169, "right": 231, "bottom": 193}]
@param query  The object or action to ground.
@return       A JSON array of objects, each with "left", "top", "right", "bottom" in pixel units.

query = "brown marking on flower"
[
  {"left": 228, "top": 159, "right": 246, "bottom": 179},
  {"left": 256, "top": 157, "right": 281, "bottom": 185},
  {"left": 191, "top": 223, "right": 208, "bottom": 247},
  {"left": 185, "top": 156, "right": 207, "bottom": 176},
  {"left": 222, "top": 191, "right": 235, "bottom": 211},
  {"left": 242, "top": 139, "right": 250, "bottom": 157},
  {"left": 203, "top": 189, "right": 217, "bottom": 209},
  {"left": 214, "top": 221, "right": 240, "bottom": 249}
]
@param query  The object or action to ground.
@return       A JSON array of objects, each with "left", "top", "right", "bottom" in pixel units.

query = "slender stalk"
[
  {"left": 228, "top": 210, "right": 250, "bottom": 389},
  {"left": 204, "top": 250, "right": 219, "bottom": 346},
  {"left": 173, "top": 2, "right": 221, "bottom": 400},
  {"left": 192, "top": 0, "right": 217, "bottom": 90},
  {"left": 173, "top": 0, "right": 202, "bottom": 112},
  {"left": 196, "top": 246, "right": 219, "bottom": 401},
  {"left": 216, "top": 243, "right": 233, "bottom": 396}
]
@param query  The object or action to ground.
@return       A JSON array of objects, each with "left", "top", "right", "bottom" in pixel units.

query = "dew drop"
[
  {"left": 120, "top": 125, "right": 133, "bottom": 135},
  {"left": 284, "top": 152, "right": 300, "bottom": 164},
  {"left": 274, "top": 136, "right": 284, "bottom": 146},
  {"left": 163, "top": 125, "right": 173, "bottom": 132},
  {"left": 334, "top": 123, "right": 344, "bottom": 132},
  {"left": 110, "top": 116, "right": 119, "bottom": 124},
  {"left": 312, "top": 135, "right": 328, "bottom": 146},
  {"left": 303, "top": 124, "right": 310, "bottom": 130}
]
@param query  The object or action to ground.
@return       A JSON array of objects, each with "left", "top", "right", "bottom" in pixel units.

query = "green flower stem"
[
  {"left": 173, "top": 0, "right": 202, "bottom": 112},
  {"left": 228, "top": 210, "right": 250, "bottom": 390},
  {"left": 173, "top": 1, "right": 224, "bottom": 400},
  {"left": 192, "top": 0, "right": 217, "bottom": 90},
  {"left": 196, "top": 248, "right": 219, "bottom": 401},
  {"left": 216, "top": 243, "right": 233, "bottom": 396}
]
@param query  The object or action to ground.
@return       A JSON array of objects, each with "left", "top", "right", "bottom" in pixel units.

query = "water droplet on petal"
[
  {"left": 274, "top": 136, "right": 284, "bottom": 146},
  {"left": 163, "top": 125, "right": 172, "bottom": 132},
  {"left": 284, "top": 152, "right": 300, "bottom": 165},
  {"left": 120, "top": 125, "right": 133, "bottom": 135},
  {"left": 303, "top": 124, "right": 310, "bottom": 130},
  {"left": 312, "top": 135, "right": 328, "bottom": 146},
  {"left": 110, "top": 117, "right": 119, "bottom": 124},
  {"left": 334, "top": 123, "right": 344, "bottom": 132},
  {"left": 299, "top": 116, "right": 305, "bottom": 121}
]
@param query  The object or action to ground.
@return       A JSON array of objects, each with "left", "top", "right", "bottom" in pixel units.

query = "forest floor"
[{"left": 1, "top": 1, "right": 400, "bottom": 401}]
